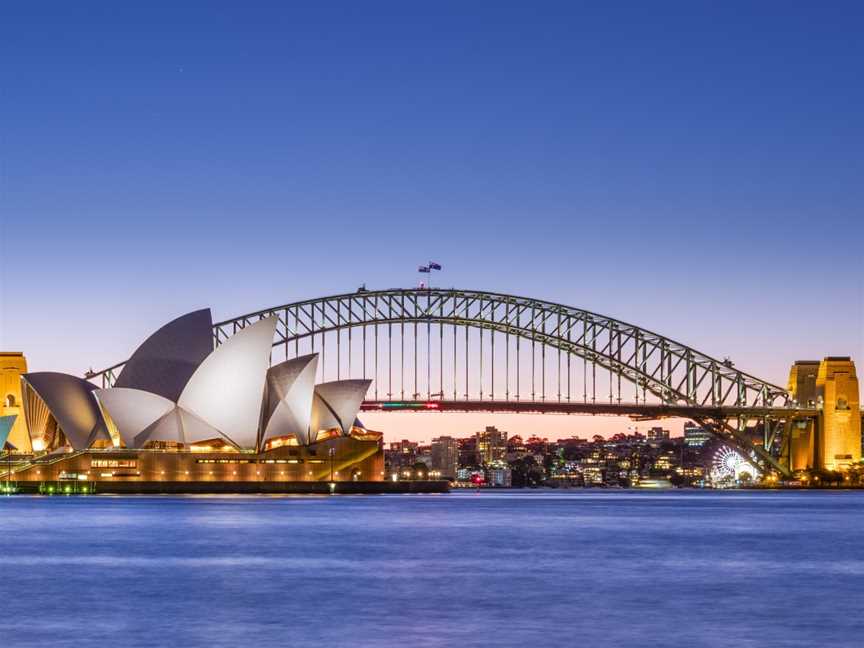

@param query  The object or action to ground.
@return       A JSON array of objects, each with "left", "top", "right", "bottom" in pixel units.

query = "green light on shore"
[{"left": 381, "top": 402, "right": 441, "bottom": 410}]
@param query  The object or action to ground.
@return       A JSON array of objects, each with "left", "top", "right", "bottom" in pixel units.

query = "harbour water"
[{"left": 1, "top": 490, "right": 862, "bottom": 647}]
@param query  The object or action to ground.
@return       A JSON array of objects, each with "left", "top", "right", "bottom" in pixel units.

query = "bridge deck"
[{"left": 360, "top": 400, "right": 819, "bottom": 420}]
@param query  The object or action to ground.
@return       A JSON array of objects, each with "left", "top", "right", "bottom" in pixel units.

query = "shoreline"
[{"left": 0, "top": 480, "right": 450, "bottom": 496}]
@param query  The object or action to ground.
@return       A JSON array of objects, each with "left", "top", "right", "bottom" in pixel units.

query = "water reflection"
[{"left": 1, "top": 491, "right": 862, "bottom": 647}]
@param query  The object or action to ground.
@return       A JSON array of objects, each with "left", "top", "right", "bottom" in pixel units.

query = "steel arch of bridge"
[
  {"left": 215, "top": 288, "right": 789, "bottom": 408},
  {"left": 88, "top": 288, "right": 798, "bottom": 474}
]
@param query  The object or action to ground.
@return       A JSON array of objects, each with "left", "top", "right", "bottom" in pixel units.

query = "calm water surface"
[{"left": 0, "top": 490, "right": 862, "bottom": 647}]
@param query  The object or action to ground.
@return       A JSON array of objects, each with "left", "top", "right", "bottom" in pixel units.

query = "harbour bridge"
[{"left": 86, "top": 288, "right": 824, "bottom": 477}]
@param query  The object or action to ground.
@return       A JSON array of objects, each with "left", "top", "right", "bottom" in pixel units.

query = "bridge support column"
[
  {"left": 788, "top": 419, "right": 816, "bottom": 472},
  {"left": 696, "top": 416, "right": 790, "bottom": 477},
  {"left": 815, "top": 357, "right": 860, "bottom": 472}
]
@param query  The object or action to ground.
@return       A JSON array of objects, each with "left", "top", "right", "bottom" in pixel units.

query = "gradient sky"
[{"left": 1, "top": 2, "right": 862, "bottom": 443}]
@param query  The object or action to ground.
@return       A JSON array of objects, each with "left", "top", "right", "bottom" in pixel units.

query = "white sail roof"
[
  {"left": 94, "top": 388, "right": 175, "bottom": 448},
  {"left": 114, "top": 309, "right": 213, "bottom": 402},
  {"left": 261, "top": 354, "right": 318, "bottom": 446},
  {"left": 133, "top": 406, "right": 228, "bottom": 447},
  {"left": 21, "top": 372, "right": 111, "bottom": 450},
  {"left": 311, "top": 379, "right": 371, "bottom": 437},
  {"left": 178, "top": 317, "right": 278, "bottom": 449}
]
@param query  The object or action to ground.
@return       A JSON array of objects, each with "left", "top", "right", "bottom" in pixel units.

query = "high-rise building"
[
  {"left": 388, "top": 440, "right": 419, "bottom": 471},
  {"left": 458, "top": 436, "right": 477, "bottom": 468},
  {"left": 415, "top": 445, "right": 432, "bottom": 469},
  {"left": 430, "top": 436, "right": 459, "bottom": 479},
  {"left": 647, "top": 427, "right": 670, "bottom": 443},
  {"left": 476, "top": 426, "right": 507, "bottom": 465},
  {"left": 683, "top": 422, "right": 711, "bottom": 448}
]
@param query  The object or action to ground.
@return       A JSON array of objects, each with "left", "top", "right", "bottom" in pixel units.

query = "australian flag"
[
  {"left": 428, "top": 262, "right": 442, "bottom": 270},
  {"left": 418, "top": 265, "right": 431, "bottom": 273}
]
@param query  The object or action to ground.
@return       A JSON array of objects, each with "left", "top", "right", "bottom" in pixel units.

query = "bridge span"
[
  {"left": 85, "top": 287, "right": 860, "bottom": 477},
  {"left": 360, "top": 399, "right": 818, "bottom": 420}
]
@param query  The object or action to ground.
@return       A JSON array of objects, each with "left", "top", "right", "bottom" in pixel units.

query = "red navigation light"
[{"left": 424, "top": 402, "right": 440, "bottom": 410}]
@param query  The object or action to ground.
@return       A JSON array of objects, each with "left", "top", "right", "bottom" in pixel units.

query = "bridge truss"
[{"left": 87, "top": 288, "right": 810, "bottom": 476}]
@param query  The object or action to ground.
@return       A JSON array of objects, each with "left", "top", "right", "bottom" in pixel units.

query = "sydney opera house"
[{"left": 4, "top": 310, "right": 387, "bottom": 493}]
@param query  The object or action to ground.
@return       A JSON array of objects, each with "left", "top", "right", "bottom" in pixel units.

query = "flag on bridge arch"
[
  {"left": 428, "top": 262, "right": 442, "bottom": 270},
  {"left": 418, "top": 266, "right": 431, "bottom": 273}
]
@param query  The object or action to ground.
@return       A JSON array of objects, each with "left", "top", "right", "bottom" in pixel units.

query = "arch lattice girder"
[
  {"left": 210, "top": 289, "right": 788, "bottom": 409},
  {"left": 213, "top": 289, "right": 792, "bottom": 475},
  {"left": 692, "top": 416, "right": 787, "bottom": 476},
  {"left": 253, "top": 315, "right": 788, "bottom": 473},
  {"left": 85, "top": 288, "right": 794, "bottom": 475}
]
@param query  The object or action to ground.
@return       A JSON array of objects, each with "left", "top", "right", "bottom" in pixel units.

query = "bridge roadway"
[
  {"left": 82, "top": 287, "right": 846, "bottom": 475},
  {"left": 359, "top": 400, "right": 819, "bottom": 421}
]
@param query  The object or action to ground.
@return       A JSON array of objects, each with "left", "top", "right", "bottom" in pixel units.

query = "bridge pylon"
[
  {"left": 815, "top": 357, "right": 860, "bottom": 472},
  {"left": 785, "top": 357, "right": 860, "bottom": 473}
]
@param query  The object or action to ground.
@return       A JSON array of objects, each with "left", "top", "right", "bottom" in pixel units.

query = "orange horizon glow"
[{"left": 362, "top": 412, "right": 689, "bottom": 445}]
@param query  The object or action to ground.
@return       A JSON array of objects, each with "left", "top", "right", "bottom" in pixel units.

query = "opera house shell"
[{"left": 10, "top": 309, "right": 384, "bottom": 492}]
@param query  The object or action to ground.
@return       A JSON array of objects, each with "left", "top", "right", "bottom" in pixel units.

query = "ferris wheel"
[{"left": 711, "top": 447, "right": 758, "bottom": 481}]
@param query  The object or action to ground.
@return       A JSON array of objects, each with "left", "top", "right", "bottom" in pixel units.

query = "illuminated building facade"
[
  {"left": 816, "top": 357, "right": 860, "bottom": 471},
  {"left": 476, "top": 426, "right": 507, "bottom": 465},
  {"left": 9, "top": 435, "right": 383, "bottom": 488},
  {"left": 788, "top": 360, "right": 820, "bottom": 408},
  {"left": 783, "top": 357, "right": 861, "bottom": 473},
  {"left": 430, "top": 436, "right": 459, "bottom": 479},
  {"left": 485, "top": 462, "right": 512, "bottom": 487},
  {"left": 387, "top": 439, "right": 419, "bottom": 471},
  {"left": 5, "top": 309, "right": 385, "bottom": 490},
  {"left": 786, "top": 361, "right": 821, "bottom": 471},
  {"left": 1, "top": 352, "right": 31, "bottom": 452},
  {"left": 646, "top": 427, "right": 670, "bottom": 444},
  {"left": 683, "top": 422, "right": 711, "bottom": 448}
]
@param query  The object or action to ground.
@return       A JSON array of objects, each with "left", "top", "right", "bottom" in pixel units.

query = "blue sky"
[{"left": 1, "top": 2, "right": 861, "bottom": 440}]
